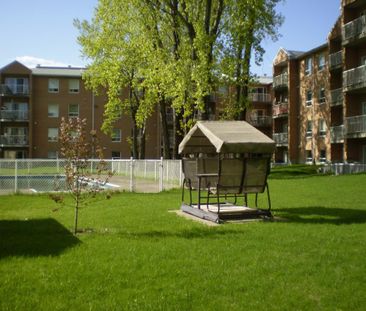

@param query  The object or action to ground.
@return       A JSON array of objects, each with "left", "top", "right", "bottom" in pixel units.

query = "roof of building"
[
  {"left": 255, "top": 76, "right": 273, "bottom": 85},
  {"left": 285, "top": 49, "right": 305, "bottom": 59},
  {"left": 297, "top": 43, "right": 328, "bottom": 58},
  {"left": 31, "top": 66, "right": 85, "bottom": 77}
]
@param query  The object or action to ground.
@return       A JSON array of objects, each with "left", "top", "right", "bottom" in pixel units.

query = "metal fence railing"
[
  {"left": 1, "top": 158, "right": 365, "bottom": 195},
  {"left": 0, "top": 158, "right": 183, "bottom": 195}
]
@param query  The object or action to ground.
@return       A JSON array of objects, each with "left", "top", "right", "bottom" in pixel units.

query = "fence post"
[
  {"left": 159, "top": 157, "right": 164, "bottom": 192},
  {"left": 129, "top": 157, "right": 135, "bottom": 192},
  {"left": 14, "top": 160, "right": 18, "bottom": 193}
]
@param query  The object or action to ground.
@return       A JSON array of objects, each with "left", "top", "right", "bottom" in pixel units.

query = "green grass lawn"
[{"left": 1, "top": 174, "right": 366, "bottom": 310}]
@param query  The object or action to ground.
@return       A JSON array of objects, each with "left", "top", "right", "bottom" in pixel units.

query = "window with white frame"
[
  {"left": 111, "top": 128, "right": 121, "bottom": 142},
  {"left": 306, "top": 90, "right": 313, "bottom": 106},
  {"left": 68, "top": 79, "right": 80, "bottom": 93},
  {"left": 68, "top": 104, "right": 79, "bottom": 117},
  {"left": 305, "top": 57, "right": 312, "bottom": 75},
  {"left": 48, "top": 103, "right": 59, "bottom": 117},
  {"left": 48, "top": 128, "right": 58, "bottom": 142},
  {"left": 306, "top": 120, "right": 313, "bottom": 137},
  {"left": 48, "top": 150, "right": 58, "bottom": 159},
  {"left": 319, "top": 149, "right": 326, "bottom": 163},
  {"left": 306, "top": 150, "right": 313, "bottom": 163},
  {"left": 318, "top": 54, "right": 325, "bottom": 71},
  {"left": 319, "top": 119, "right": 326, "bottom": 136},
  {"left": 48, "top": 79, "right": 59, "bottom": 93},
  {"left": 319, "top": 87, "right": 326, "bottom": 104}
]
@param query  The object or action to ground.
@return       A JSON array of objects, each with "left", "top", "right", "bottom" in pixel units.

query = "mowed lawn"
[{"left": 1, "top": 173, "right": 366, "bottom": 310}]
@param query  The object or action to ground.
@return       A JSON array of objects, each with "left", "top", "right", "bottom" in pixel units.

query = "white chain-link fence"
[{"left": 0, "top": 158, "right": 182, "bottom": 195}]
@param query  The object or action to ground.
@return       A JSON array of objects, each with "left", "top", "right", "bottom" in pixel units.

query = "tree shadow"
[
  {"left": 274, "top": 206, "right": 366, "bottom": 225},
  {"left": 117, "top": 227, "right": 241, "bottom": 240},
  {"left": 0, "top": 218, "right": 81, "bottom": 259}
]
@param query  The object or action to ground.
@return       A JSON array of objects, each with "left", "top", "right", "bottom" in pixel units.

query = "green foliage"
[{"left": 75, "top": 0, "right": 284, "bottom": 139}]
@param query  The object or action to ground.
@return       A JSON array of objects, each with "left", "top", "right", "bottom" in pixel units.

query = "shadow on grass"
[
  {"left": 0, "top": 218, "right": 80, "bottom": 259},
  {"left": 117, "top": 227, "right": 242, "bottom": 240},
  {"left": 274, "top": 206, "right": 366, "bottom": 225}
]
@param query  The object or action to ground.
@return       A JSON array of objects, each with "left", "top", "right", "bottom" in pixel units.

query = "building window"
[
  {"left": 319, "top": 149, "right": 326, "bottom": 163},
  {"left": 305, "top": 57, "right": 312, "bottom": 75},
  {"left": 68, "top": 104, "right": 79, "bottom": 117},
  {"left": 48, "top": 151, "right": 58, "bottom": 159},
  {"left": 111, "top": 129, "right": 121, "bottom": 142},
  {"left": 48, "top": 128, "right": 58, "bottom": 142},
  {"left": 111, "top": 151, "right": 121, "bottom": 159},
  {"left": 318, "top": 54, "right": 325, "bottom": 71},
  {"left": 306, "top": 150, "right": 313, "bottom": 163},
  {"left": 69, "top": 79, "right": 80, "bottom": 93},
  {"left": 319, "top": 119, "right": 326, "bottom": 136},
  {"left": 48, "top": 103, "right": 59, "bottom": 117},
  {"left": 319, "top": 88, "right": 326, "bottom": 104},
  {"left": 306, "top": 120, "right": 312, "bottom": 137},
  {"left": 306, "top": 90, "right": 312, "bottom": 106},
  {"left": 4, "top": 77, "right": 29, "bottom": 94},
  {"left": 48, "top": 79, "right": 59, "bottom": 93}
]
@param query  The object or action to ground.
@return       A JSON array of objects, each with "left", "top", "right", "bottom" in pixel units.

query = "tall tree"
[
  {"left": 76, "top": 0, "right": 283, "bottom": 158},
  {"left": 220, "top": 0, "right": 284, "bottom": 120}
]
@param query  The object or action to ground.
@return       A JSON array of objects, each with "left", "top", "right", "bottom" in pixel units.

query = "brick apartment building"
[
  {"left": 0, "top": 61, "right": 162, "bottom": 159},
  {"left": 0, "top": 60, "right": 273, "bottom": 160},
  {"left": 272, "top": 0, "right": 366, "bottom": 164}
]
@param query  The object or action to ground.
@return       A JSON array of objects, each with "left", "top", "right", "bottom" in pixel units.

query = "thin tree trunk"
[{"left": 160, "top": 99, "right": 171, "bottom": 159}]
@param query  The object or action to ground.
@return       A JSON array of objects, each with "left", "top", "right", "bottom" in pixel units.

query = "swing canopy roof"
[{"left": 178, "top": 121, "right": 275, "bottom": 155}]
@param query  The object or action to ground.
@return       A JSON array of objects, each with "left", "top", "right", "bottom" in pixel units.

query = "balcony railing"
[
  {"left": 0, "top": 135, "right": 29, "bottom": 146},
  {"left": 0, "top": 110, "right": 29, "bottom": 121},
  {"left": 330, "top": 125, "right": 345, "bottom": 143},
  {"left": 329, "top": 51, "right": 342, "bottom": 70},
  {"left": 273, "top": 132, "right": 288, "bottom": 145},
  {"left": 273, "top": 73, "right": 288, "bottom": 89},
  {"left": 343, "top": 15, "right": 366, "bottom": 42},
  {"left": 330, "top": 88, "right": 343, "bottom": 106},
  {"left": 343, "top": 64, "right": 366, "bottom": 91},
  {"left": 0, "top": 84, "right": 29, "bottom": 96},
  {"left": 248, "top": 93, "right": 271, "bottom": 103},
  {"left": 249, "top": 116, "right": 272, "bottom": 127},
  {"left": 346, "top": 114, "right": 366, "bottom": 135},
  {"left": 272, "top": 102, "right": 289, "bottom": 117}
]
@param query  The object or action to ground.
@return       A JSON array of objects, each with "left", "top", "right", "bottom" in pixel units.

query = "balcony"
[
  {"left": 248, "top": 93, "right": 271, "bottom": 103},
  {"left": 330, "top": 88, "right": 343, "bottom": 107},
  {"left": 342, "top": 15, "right": 366, "bottom": 44},
  {"left": 0, "top": 135, "right": 29, "bottom": 146},
  {"left": 272, "top": 102, "right": 288, "bottom": 118},
  {"left": 273, "top": 73, "right": 288, "bottom": 89},
  {"left": 346, "top": 114, "right": 366, "bottom": 137},
  {"left": 329, "top": 51, "right": 342, "bottom": 70},
  {"left": 0, "top": 84, "right": 29, "bottom": 96},
  {"left": 249, "top": 116, "right": 272, "bottom": 127},
  {"left": 343, "top": 64, "right": 366, "bottom": 91},
  {"left": 273, "top": 132, "right": 288, "bottom": 146},
  {"left": 0, "top": 110, "right": 29, "bottom": 121},
  {"left": 330, "top": 125, "right": 345, "bottom": 143}
]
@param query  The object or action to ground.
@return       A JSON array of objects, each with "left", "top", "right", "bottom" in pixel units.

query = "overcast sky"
[{"left": 0, "top": 0, "right": 340, "bottom": 76}]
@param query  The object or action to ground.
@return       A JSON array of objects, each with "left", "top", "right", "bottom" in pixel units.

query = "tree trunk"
[
  {"left": 173, "top": 107, "right": 183, "bottom": 159},
  {"left": 138, "top": 125, "right": 146, "bottom": 159},
  {"left": 159, "top": 99, "right": 171, "bottom": 159},
  {"left": 238, "top": 20, "right": 254, "bottom": 121},
  {"left": 74, "top": 206, "right": 78, "bottom": 235}
]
